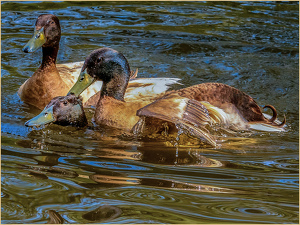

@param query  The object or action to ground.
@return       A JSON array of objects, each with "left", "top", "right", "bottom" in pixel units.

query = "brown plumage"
[
  {"left": 65, "top": 48, "right": 286, "bottom": 147},
  {"left": 18, "top": 14, "right": 142, "bottom": 110},
  {"left": 19, "top": 14, "right": 68, "bottom": 109},
  {"left": 27, "top": 47, "right": 286, "bottom": 147},
  {"left": 18, "top": 14, "right": 101, "bottom": 109},
  {"left": 176, "top": 83, "right": 267, "bottom": 122},
  {"left": 93, "top": 93, "right": 163, "bottom": 131}
]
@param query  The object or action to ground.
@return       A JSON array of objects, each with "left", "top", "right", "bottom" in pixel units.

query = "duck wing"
[
  {"left": 125, "top": 78, "right": 181, "bottom": 101},
  {"left": 83, "top": 77, "right": 181, "bottom": 107},
  {"left": 177, "top": 83, "right": 286, "bottom": 131},
  {"left": 135, "top": 83, "right": 286, "bottom": 146},
  {"left": 135, "top": 93, "right": 217, "bottom": 147}
]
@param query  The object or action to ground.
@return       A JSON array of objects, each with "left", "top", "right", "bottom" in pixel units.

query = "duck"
[
  {"left": 25, "top": 93, "right": 88, "bottom": 127},
  {"left": 19, "top": 14, "right": 180, "bottom": 110},
  {"left": 26, "top": 47, "right": 286, "bottom": 147}
]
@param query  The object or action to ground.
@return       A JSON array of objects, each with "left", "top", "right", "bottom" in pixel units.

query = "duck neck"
[
  {"left": 41, "top": 45, "right": 59, "bottom": 69},
  {"left": 101, "top": 68, "right": 130, "bottom": 102}
]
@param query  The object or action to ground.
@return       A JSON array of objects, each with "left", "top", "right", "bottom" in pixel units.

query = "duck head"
[
  {"left": 23, "top": 14, "right": 61, "bottom": 53},
  {"left": 68, "top": 47, "right": 131, "bottom": 101},
  {"left": 25, "top": 94, "right": 88, "bottom": 127}
]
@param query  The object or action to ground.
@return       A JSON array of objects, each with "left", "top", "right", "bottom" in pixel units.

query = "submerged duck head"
[
  {"left": 68, "top": 47, "right": 131, "bottom": 101},
  {"left": 25, "top": 93, "right": 87, "bottom": 127},
  {"left": 23, "top": 14, "right": 61, "bottom": 53}
]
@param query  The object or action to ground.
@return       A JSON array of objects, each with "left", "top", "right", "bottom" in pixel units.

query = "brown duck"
[
  {"left": 27, "top": 47, "right": 286, "bottom": 147},
  {"left": 19, "top": 14, "right": 179, "bottom": 109}
]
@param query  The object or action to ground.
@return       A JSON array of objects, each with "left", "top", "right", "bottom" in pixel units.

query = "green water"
[{"left": 1, "top": 1, "right": 299, "bottom": 224}]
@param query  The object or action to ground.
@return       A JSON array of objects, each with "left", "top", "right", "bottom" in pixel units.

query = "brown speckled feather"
[
  {"left": 175, "top": 83, "right": 265, "bottom": 122},
  {"left": 135, "top": 82, "right": 285, "bottom": 146},
  {"left": 136, "top": 92, "right": 216, "bottom": 146},
  {"left": 136, "top": 93, "right": 211, "bottom": 126}
]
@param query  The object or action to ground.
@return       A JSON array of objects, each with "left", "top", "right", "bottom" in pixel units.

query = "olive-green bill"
[
  {"left": 68, "top": 68, "right": 97, "bottom": 97},
  {"left": 25, "top": 105, "right": 55, "bottom": 127},
  {"left": 23, "top": 27, "right": 46, "bottom": 53}
]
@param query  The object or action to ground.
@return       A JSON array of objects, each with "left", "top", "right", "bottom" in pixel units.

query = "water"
[{"left": 1, "top": 1, "right": 299, "bottom": 224}]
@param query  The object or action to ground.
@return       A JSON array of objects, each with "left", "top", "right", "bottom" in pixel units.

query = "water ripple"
[
  {"left": 1, "top": 200, "right": 27, "bottom": 222},
  {"left": 101, "top": 188, "right": 183, "bottom": 204},
  {"left": 202, "top": 200, "right": 299, "bottom": 223},
  {"left": 1, "top": 172, "right": 70, "bottom": 196},
  {"left": 81, "top": 160, "right": 151, "bottom": 171}
]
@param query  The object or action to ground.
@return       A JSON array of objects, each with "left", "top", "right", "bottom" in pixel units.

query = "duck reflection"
[
  {"left": 17, "top": 124, "right": 233, "bottom": 194},
  {"left": 82, "top": 205, "right": 122, "bottom": 222},
  {"left": 89, "top": 146, "right": 222, "bottom": 167},
  {"left": 21, "top": 164, "right": 79, "bottom": 179},
  {"left": 47, "top": 210, "right": 64, "bottom": 224},
  {"left": 16, "top": 142, "right": 232, "bottom": 194},
  {"left": 140, "top": 147, "right": 222, "bottom": 167},
  {"left": 46, "top": 205, "right": 122, "bottom": 224},
  {"left": 19, "top": 162, "right": 235, "bottom": 194},
  {"left": 20, "top": 123, "right": 223, "bottom": 167},
  {"left": 88, "top": 174, "right": 235, "bottom": 193}
]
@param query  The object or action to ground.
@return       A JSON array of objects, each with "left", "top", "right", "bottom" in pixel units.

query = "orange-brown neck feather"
[{"left": 94, "top": 96, "right": 150, "bottom": 131}]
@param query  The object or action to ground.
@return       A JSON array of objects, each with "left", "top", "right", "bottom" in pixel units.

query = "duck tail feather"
[
  {"left": 249, "top": 121, "right": 285, "bottom": 132},
  {"left": 263, "top": 105, "right": 277, "bottom": 122},
  {"left": 262, "top": 105, "right": 286, "bottom": 128},
  {"left": 130, "top": 68, "right": 138, "bottom": 79},
  {"left": 277, "top": 114, "right": 286, "bottom": 128}
]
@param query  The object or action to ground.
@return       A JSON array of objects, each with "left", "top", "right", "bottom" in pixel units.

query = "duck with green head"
[{"left": 27, "top": 47, "right": 286, "bottom": 147}]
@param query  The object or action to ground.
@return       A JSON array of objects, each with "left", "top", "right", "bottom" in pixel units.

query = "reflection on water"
[
  {"left": 47, "top": 210, "right": 64, "bottom": 224},
  {"left": 82, "top": 205, "right": 122, "bottom": 222},
  {"left": 1, "top": 1, "right": 299, "bottom": 224}
]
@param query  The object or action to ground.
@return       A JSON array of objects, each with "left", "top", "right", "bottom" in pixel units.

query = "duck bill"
[
  {"left": 25, "top": 105, "right": 55, "bottom": 127},
  {"left": 68, "top": 68, "right": 96, "bottom": 97},
  {"left": 22, "top": 27, "right": 46, "bottom": 53}
]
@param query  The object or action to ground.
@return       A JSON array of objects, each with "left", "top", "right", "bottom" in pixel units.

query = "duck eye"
[
  {"left": 96, "top": 57, "right": 103, "bottom": 64},
  {"left": 51, "top": 21, "right": 55, "bottom": 25},
  {"left": 63, "top": 101, "right": 68, "bottom": 105}
]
